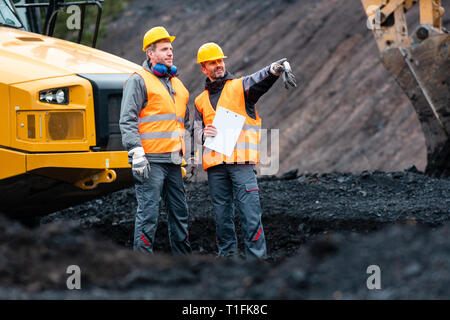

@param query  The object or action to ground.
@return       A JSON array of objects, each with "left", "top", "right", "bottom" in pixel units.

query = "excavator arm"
[{"left": 362, "top": 0, "right": 450, "bottom": 177}]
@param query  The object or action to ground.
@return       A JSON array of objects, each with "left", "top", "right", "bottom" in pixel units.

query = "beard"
[{"left": 211, "top": 68, "right": 225, "bottom": 80}]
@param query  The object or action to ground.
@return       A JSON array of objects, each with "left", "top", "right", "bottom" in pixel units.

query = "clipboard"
[{"left": 204, "top": 106, "right": 246, "bottom": 157}]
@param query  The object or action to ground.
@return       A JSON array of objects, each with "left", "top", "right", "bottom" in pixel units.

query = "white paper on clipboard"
[{"left": 204, "top": 106, "right": 246, "bottom": 157}]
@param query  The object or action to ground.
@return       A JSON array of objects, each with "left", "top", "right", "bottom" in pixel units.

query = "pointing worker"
[
  {"left": 119, "top": 26, "right": 192, "bottom": 254},
  {"left": 193, "top": 42, "right": 296, "bottom": 259}
]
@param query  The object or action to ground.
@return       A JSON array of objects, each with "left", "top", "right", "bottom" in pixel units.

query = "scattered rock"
[{"left": 279, "top": 169, "right": 299, "bottom": 180}]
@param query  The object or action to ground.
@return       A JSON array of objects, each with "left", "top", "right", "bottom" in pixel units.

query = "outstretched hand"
[{"left": 270, "top": 58, "right": 297, "bottom": 89}]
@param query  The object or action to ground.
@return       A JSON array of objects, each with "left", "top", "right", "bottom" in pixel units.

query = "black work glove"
[{"left": 183, "top": 157, "right": 198, "bottom": 183}]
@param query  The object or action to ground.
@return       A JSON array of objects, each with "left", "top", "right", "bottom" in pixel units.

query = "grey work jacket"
[{"left": 119, "top": 60, "right": 191, "bottom": 164}]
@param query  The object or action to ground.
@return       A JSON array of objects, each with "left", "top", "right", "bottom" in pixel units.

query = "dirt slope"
[{"left": 101, "top": 0, "right": 449, "bottom": 176}]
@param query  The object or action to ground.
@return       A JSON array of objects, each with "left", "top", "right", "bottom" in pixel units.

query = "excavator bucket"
[
  {"left": 362, "top": 0, "right": 449, "bottom": 177},
  {"left": 381, "top": 33, "right": 450, "bottom": 177}
]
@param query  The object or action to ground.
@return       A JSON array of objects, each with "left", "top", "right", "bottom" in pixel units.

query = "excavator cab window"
[
  {"left": 10, "top": 0, "right": 103, "bottom": 47},
  {"left": 0, "top": 0, "right": 23, "bottom": 28}
]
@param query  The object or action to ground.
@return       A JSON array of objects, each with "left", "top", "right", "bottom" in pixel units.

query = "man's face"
[
  {"left": 201, "top": 59, "right": 226, "bottom": 81},
  {"left": 148, "top": 40, "right": 173, "bottom": 67}
]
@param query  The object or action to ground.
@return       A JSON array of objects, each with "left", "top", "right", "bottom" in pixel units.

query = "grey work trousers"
[
  {"left": 207, "top": 164, "right": 267, "bottom": 259},
  {"left": 133, "top": 162, "right": 191, "bottom": 255}
]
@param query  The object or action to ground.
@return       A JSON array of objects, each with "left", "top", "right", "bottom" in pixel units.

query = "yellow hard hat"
[
  {"left": 142, "top": 26, "right": 176, "bottom": 52},
  {"left": 197, "top": 42, "right": 227, "bottom": 64}
]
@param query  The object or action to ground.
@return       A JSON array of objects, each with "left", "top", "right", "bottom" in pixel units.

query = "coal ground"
[{"left": 0, "top": 168, "right": 449, "bottom": 299}]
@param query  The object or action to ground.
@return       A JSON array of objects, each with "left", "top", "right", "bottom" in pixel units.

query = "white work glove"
[
  {"left": 270, "top": 58, "right": 297, "bottom": 89},
  {"left": 128, "top": 147, "right": 150, "bottom": 182}
]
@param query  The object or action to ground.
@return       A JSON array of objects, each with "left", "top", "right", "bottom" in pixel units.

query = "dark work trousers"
[
  {"left": 133, "top": 162, "right": 192, "bottom": 255},
  {"left": 207, "top": 164, "right": 267, "bottom": 259}
]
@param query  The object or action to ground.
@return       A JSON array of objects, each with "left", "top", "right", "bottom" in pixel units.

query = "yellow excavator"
[
  {"left": 362, "top": 0, "right": 449, "bottom": 177},
  {"left": 0, "top": 0, "right": 190, "bottom": 219},
  {"left": 0, "top": 0, "right": 142, "bottom": 218}
]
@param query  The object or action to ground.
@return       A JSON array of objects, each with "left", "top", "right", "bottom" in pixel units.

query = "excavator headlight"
[
  {"left": 55, "top": 89, "right": 66, "bottom": 103},
  {"left": 39, "top": 88, "right": 69, "bottom": 105}
]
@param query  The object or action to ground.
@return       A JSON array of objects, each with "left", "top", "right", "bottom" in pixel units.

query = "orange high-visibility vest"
[
  {"left": 195, "top": 78, "right": 261, "bottom": 170},
  {"left": 135, "top": 68, "right": 189, "bottom": 155}
]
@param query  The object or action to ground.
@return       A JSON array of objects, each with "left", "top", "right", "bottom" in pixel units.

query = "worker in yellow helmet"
[
  {"left": 119, "top": 26, "right": 192, "bottom": 255},
  {"left": 193, "top": 42, "right": 296, "bottom": 259}
]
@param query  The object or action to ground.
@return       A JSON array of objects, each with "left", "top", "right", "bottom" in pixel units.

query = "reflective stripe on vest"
[
  {"left": 194, "top": 78, "right": 261, "bottom": 170},
  {"left": 135, "top": 69, "right": 189, "bottom": 155}
]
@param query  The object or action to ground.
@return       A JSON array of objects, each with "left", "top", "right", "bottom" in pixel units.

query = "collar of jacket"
[{"left": 204, "top": 71, "right": 235, "bottom": 94}]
